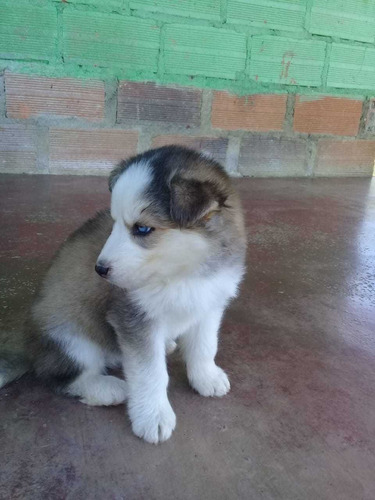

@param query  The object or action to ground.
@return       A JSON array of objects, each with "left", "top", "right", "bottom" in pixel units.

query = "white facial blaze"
[
  {"left": 111, "top": 161, "right": 152, "bottom": 225},
  {"left": 98, "top": 219, "right": 148, "bottom": 288}
]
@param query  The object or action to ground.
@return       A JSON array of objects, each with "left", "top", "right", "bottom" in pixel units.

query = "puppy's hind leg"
[
  {"left": 36, "top": 325, "right": 127, "bottom": 406},
  {"left": 68, "top": 372, "right": 128, "bottom": 406},
  {"left": 65, "top": 334, "right": 127, "bottom": 406}
]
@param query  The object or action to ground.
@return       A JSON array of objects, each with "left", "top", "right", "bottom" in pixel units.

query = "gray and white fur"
[{"left": 1, "top": 146, "right": 246, "bottom": 444}]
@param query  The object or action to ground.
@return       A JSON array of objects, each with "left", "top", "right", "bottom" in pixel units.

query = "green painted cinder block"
[
  {"left": 249, "top": 36, "right": 326, "bottom": 86},
  {"left": 63, "top": 10, "right": 160, "bottom": 71},
  {"left": 327, "top": 43, "right": 375, "bottom": 90},
  {"left": 309, "top": 0, "right": 375, "bottom": 43},
  {"left": 66, "top": 0, "right": 125, "bottom": 8},
  {"left": 164, "top": 25, "right": 246, "bottom": 79},
  {"left": 0, "top": 4, "right": 57, "bottom": 61},
  {"left": 227, "top": 0, "right": 307, "bottom": 33},
  {"left": 130, "top": 0, "right": 221, "bottom": 21}
]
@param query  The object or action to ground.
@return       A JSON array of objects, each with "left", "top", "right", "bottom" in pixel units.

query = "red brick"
[
  {"left": 315, "top": 139, "right": 375, "bottom": 177},
  {"left": 211, "top": 92, "right": 287, "bottom": 131},
  {"left": 5, "top": 73, "right": 105, "bottom": 122},
  {"left": 294, "top": 96, "right": 362, "bottom": 136},
  {"left": 152, "top": 135, "right": 228, "bottom": 164},
  {"left": 364, "top": 98, "right": 375, "bottom": 134},
  {"left": 0, "top": 124, "right": 38, "bottom": 173},
  {"left": 239, "top": 137, "right": 308, "bottom": 177},
  {"left": 49, "top": 129, "right": 138, "bottom": 175},
  {"left": 117, "top": 81, "right": 201, "bottom": 125}
]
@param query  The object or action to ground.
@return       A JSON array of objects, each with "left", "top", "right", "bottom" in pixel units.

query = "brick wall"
[
  {"left": 0, "top": 0, "right": 375, "bottom": 177},
  {"left": 1, "top": 73, "right": 374, "bottom": 177},
  {"left": 1, "top": 0, "right": 375, "bottom": 95}
]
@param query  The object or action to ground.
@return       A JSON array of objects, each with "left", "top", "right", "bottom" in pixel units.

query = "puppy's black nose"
[{"left": 95, "top": 263, "right": 110, "bottom": 277}]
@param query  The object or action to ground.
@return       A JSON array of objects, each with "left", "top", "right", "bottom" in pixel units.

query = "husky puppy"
[{"left": 3, "top": 146, "right": 246, "bottom": 444}]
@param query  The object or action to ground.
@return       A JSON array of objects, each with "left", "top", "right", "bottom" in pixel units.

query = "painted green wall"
[{"left": 1, "top": 0, "right": 375, "bottom": 96}]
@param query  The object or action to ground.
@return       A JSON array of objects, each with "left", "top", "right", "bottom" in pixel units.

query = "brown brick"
[
  {"left": 152, "top": 135, "right": 228, "bottom": 164},
  {"left": 211, "top": 92, "right": 287, "bottom": 131},
  {"left": 239, "top": 137, "right": 308, "bottom": 177},
  {"left": 5, "top": 73, "right": 105, "bottom": 121},
  {"left": 118, "top": 81, "right": 202, "bottom": 125},
  {"left": 49, "top": 129, "right": 138, "bottom": 175},
  {"left": 364, "top": 98, "right": 375, "bottom": 134},
  {"left": 294, "top": 96, "right": 362, "bottom": 136},
  {"left": 315, "top": 139, "right": 375, "bottom": 177},
  {"left": 0, "top": 124, "right": 38, "bottom": 173}
]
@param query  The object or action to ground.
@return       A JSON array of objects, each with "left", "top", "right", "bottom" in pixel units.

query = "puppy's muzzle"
[{"left": 95, "top": 262, "right": 110, "bottom": 278}]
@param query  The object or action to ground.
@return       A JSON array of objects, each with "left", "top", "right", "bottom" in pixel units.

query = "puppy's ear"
[{"left": 170, "top": 177, "right": 226, "bottom": 227}]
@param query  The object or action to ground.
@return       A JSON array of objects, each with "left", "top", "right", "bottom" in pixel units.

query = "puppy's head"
[{"left": 96, "top": 146, "right": 234, "bottom": 289}]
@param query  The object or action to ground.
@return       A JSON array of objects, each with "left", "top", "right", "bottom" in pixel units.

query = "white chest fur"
[{"left": 132, "top": 265, "right": 244, "bottom": 339}]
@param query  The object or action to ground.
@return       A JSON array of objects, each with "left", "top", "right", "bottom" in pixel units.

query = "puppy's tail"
[
  {"left": 0, "top": 358, "right": 29, "bottom": 389},
  {"left": 0, "top": 333, "right": 31, "bottom": 389}
]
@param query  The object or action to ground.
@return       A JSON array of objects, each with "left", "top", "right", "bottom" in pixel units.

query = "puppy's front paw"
[
  {"left": 129, "top": 398, "right": 176, "bottom": 444},
  {"left": 189, "top": 364, "right": 230, "bottom": 397}
]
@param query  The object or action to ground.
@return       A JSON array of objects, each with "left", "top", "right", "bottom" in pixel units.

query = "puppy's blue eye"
[{"left": 133, "top": 224, "right": 154, "bottom": 236}]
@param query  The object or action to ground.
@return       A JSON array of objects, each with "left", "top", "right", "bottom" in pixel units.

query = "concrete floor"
[{"left": 0, "top": 174, "right": 374, "bottom": 500}]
